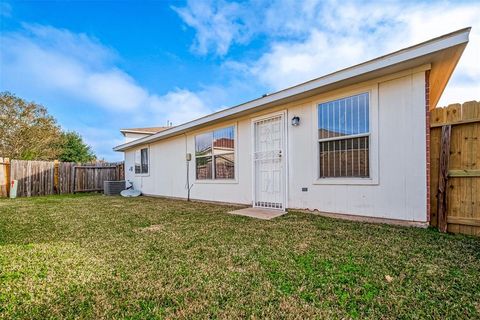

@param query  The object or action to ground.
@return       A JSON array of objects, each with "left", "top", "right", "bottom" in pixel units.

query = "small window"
[
  {"left": 195, "top": 126, "right": 235, "bottom": 180},
  {"left": 135, "top": 147, "right": 149, "bottom": 174},
  {"left": 318, "top": 93, "right": 370, "bottom": 178}
]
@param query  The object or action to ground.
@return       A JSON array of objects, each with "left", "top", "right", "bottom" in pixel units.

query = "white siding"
[
  {"left": 124, "top": 132, "right": 151, "bottom": 143},
  {"left": 124, "top": 70, "right": 427, "bottom": 222}
]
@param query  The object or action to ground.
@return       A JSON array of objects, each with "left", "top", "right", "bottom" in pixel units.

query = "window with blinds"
[
  {"left": 195, "top": 126, "right": 235, "bottom": 180},
  {"left": 317, "top": 92, "right": 370, "bottom": 178}
]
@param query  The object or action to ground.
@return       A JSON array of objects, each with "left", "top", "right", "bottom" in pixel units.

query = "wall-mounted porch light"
[{"left": 291, "top": 116, "right": 300, "bottom": 126}]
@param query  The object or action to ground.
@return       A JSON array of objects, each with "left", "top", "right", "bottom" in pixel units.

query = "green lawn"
[{"left": 0, "top": 194, "right": 479, "bottom": 319}]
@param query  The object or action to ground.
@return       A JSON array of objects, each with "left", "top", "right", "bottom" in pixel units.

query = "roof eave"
[
  {"left": 114, "top": 27, "right": 470, "bottom": 152},
  {"left": 120, "top": 130, "right": 156, "bottom": 135}
]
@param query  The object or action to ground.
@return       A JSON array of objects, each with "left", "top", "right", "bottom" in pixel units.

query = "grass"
[{"left": 0, "top": 194, "right": 479, "bottom": 319}]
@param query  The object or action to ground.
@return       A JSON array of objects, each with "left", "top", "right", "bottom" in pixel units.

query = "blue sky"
[{"left": 1, "top": 0, "right": 479, "bottom": 161}]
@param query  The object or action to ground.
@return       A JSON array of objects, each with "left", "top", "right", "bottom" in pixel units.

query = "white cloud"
[
  {"left": 177, "top": 0, "right": 480, "bottom": 106},
  {"left": 0, "top": 25, "right": 154, "bottom": 111},
  {"left": 249, "top": 30, "right": 369, "bottom": 91},
  {"left": 1, "top": 2, "right": 478, "bottom": 159},
  {"left": 85, "top": 70, "right": 150, "bottom": 111},
  {"left": 392, "top": 4, "right": 480, "bottom": 106},
  {"left": 0, "top": 24, "right": 216, "bottom": 159},
  {"left": 172, "top": 0, "right": 252, "bottom": 56},
  {"left": 249, "top": 1, "right": 480, "bottom": 106},
  {"left": 0, "top": 24, "right": 212, "bottom": 123},
  {"left": 146, "top": 89, "right": 212, "bottom": 125},
  {"left": 74, "top": 126, "right": 125, "bottom": 161}
]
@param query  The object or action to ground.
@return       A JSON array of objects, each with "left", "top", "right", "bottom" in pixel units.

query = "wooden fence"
[
  {"left": 0, "top": 157, "right": 10, "bottom": 197},
  {"left": 0, "top": 159, "right": 124, "bottom": 197},
  {"left": 430, "top": 101, "right": 480, "bottom": 236}
]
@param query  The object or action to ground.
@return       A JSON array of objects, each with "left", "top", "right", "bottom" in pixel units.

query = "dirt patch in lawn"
[{"left": 138, "top": 224, "right": 164, "bottom": 232}]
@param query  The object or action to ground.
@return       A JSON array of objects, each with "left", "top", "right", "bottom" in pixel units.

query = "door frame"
[{"left": 251, "top": 110, "right": 288, "bottom": 211}]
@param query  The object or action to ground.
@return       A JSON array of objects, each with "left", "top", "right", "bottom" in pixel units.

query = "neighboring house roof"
[
  {"left": 120, "top": 127, "right": 170, "bottom": 136},
  {"left": 214, "top": 138, "right": 234, "bottom": 149},
  {"left": 114, "top": 27, "right": 470, "bottom": 152}
]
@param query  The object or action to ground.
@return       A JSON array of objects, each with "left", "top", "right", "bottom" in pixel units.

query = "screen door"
[{"left": 253, "top": 114, "right": 285, "bottom": 210}]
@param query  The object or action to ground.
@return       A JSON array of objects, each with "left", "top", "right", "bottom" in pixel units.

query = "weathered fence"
[
  {"left": 0, "top": 159, "right": 124, "bottom": 197},
  {"left": 72, "top": 165, "right": 121, "bottom": 193},
  {"left": 9, "top": 160, "right": 56, "bottom": 197},
  {"left": 0, "top": 157, "right": 10, "bottom": 197},
  {"left": 430, "top": 101, "right": 480, "bottom": 236}
]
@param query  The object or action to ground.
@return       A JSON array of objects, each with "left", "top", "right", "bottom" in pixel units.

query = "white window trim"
[
  {"left": 312, "top": 85, "right": 379, "bottom": 185},
  {"left": 134, "top": 146, "right": 150, "bottom": 177},
  {"left": 194, "top": 123, "right": 238, "bottom": 184}
]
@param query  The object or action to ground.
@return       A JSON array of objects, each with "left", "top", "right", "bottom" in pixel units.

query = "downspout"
[{"left": 184, "top": 133, "right": 193, "bottom": 201}]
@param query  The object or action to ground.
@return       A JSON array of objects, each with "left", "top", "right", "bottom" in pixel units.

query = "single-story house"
[{"left": 114, "top": 28, "right": 470, "bottom": 224}]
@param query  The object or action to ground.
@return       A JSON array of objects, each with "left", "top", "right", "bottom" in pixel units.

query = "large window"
[
  {"left": 318, "top": 92, "right": 369, "bottom": 178},
  {"left": 195, "top": 126, "right": 235, "bottom": 180},
  {"left": 134, "top": 147, "right": 149, "bottom": 174}
]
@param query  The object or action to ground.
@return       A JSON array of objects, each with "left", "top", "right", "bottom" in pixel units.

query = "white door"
[{"left": 253, "top": 113, "right": 286, "bottom": 210}]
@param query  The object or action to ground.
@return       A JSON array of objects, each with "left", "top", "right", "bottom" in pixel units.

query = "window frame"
[
  {"left": 194, "top": 124, "right": 238, "bottom": 184},
  {"left": 134, "top": 146, "right": 150, "bottom": 176},
  {"left": 312, "top": 85, "right": 379, "bottom": 185}
]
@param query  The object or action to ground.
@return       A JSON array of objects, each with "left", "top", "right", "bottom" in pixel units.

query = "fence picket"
[
  {"left": 430, "top": 101, "right": 480, "bottom": 236},
  {"left": 0, "top": 159, "right": 124, "bottom": 197},
  {"left": 0, "top": 157, "right": 9, "bottom": 197}
]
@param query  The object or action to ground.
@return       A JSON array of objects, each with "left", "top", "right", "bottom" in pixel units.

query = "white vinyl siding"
[{"left": 124, "top": 71, "right": 427, "bottom": 222}]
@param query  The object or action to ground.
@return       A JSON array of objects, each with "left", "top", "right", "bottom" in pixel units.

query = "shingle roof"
[{"left": 120, "top": 127, "right": 170, "bottom": 135}]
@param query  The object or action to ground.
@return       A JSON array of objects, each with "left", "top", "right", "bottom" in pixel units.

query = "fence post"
[
  {"left": 53, "top": 160, "right": 59, "bottom": 194},
  {"left": 5, "top": 158, "right": 10, "bottom": 197},
  {"left": 72, "top": 165, "right": 76, "bottom": 194},
  {"left": 437, "top": 125, "right": 451, "bottom": 233},
  {"left": 116, "top": 162, "right": 124, "bottom": 180}
]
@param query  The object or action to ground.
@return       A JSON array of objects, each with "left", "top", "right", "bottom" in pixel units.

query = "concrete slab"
[{"left": 229, "top": 207, "right": 286, "bottom": 220}]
